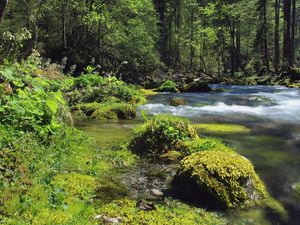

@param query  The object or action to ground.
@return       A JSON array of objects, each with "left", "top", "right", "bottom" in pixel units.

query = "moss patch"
[
  {"left": 96, "top": 199, "right": 227, "bottom": 225},
  {"left": 173, "top": 151, "right": 268, "bottom": 209},
  {"left": 182, "top": 137, "right": 235, "bottom": 154},
  {"left": 129, "top": 115, "right": 198, "bottom": 160},
  {"left": 193, "top": 123, "right": 251, "bottom": 134},
  {"left": 157, "top": 80, "right": 179, "bottom": 93},
  {"left": 140, "top": 88, "right": 159, "bottom": 96},
  {"left": 74, "top": 102, "right": 136, "bottom": 120}
]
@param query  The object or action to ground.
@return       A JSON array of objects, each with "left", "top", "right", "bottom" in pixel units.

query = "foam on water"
[{"left": 140, "top": 85, "right": 300, "bottom": 124}]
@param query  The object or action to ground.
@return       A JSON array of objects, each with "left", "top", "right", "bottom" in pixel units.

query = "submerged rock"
[
  {"left": 173, "top": 151, "right": 268, "bottom": 209},
  {"left": 170, "top": 97, "right": 186, "bottom": 106}
]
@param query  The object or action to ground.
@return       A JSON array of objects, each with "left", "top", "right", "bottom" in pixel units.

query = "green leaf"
[{"left": 46, "top": 98, "right": 58, "bottom": 113}]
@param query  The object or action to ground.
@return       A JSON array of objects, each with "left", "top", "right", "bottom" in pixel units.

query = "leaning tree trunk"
[{"left": 0, "top": 0, "right": 8, "bottom": 23}]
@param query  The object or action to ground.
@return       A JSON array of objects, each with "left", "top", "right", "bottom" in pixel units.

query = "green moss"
[
  {"left": 97, "top": 199, "right": 227, "bottom": 225},
  {"left": 157, "top": 80, "right": 179, "bottom": 93},
  {"left": 129, "top": 115, "right": 198, "bottom": 160},
  {"left": 183, "top": 137, "right": 235, "bottom": 154},
  {"left": 140, "top": 88, "right": 159, "bottom": 96},
  {"left": 173, "top": 151, "right": 269, "bottom": 209},
  {"left": 170, "top": 97, "right": 186, "bottom": 106},
  {"left": 50, "top": 172, "right": 96, "bottom": 202},
  {"left": 75, "top": 102, "right": 136, "bottom": 120},
  {"left": 193, "top": 123, "right": 251, "bottom": 134}
]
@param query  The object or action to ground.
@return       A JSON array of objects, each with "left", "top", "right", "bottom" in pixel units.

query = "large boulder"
[
  {"left": 183, "top": 80, "right": 211, "bottom": 93},
  {"left": 173, "top": 151, "right": 268, "bottom": 209},
  {"left": 129, "top": 115, "right": 198, "bottom": 160}
]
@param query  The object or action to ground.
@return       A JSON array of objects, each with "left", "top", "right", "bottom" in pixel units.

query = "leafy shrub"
[
  {"left": 173, "top": 151, "right": 269, "bottom": 209},
  {"left": 157, "top": 80, "right": 179, "bottom": 93},
  {"left": 129, "top": 115, "right": 198, "bottom": 159}
]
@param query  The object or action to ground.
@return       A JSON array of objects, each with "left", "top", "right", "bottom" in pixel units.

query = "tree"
[
  {"left": 283, "top": 0, "right": 292, "bottom": 67},
  {"left": 0, "top": 0, "right": 8, "bottom": 23}
]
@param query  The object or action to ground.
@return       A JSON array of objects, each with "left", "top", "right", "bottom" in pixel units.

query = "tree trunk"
[
  {"left": 190, "top": 4, "right": 194, "bottom": 70},
  {"left": 0, "top": 0, "right": 8, "bottom": 23},
  {"left": 283, "top": 0, "right": 292, "bottom": 67},
  {"left": 231, "top": 19, "right": 235, "bottom": 76},
  {"left": 291, "top": 0, "right": 296, "bottom": 65},
  {"left": 235, "top": 19, "right": 241, "bottom": 72},
  {"left": 262, "top": 0, "right": 270, "bottom": 71},
  {"left": 154, "top": 0, "right": 167, "bottom": 63},
  {"left": 274, "top": 0, "right": 280, "bottom": 72}
]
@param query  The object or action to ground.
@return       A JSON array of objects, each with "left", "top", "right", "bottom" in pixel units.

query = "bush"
[
  {"left": 157, "top": 80, "right": 179, "bottom": 93},
  {"left": 129, "top": 115, "right": 198, "bottom": 159},
  {"left": 173, "top": 151, "right": 268, "bottom": 209}
]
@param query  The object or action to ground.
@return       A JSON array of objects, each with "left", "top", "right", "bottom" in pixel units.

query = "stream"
[{"left": 77, "top": 85, "right": 300, "bottom": 225}]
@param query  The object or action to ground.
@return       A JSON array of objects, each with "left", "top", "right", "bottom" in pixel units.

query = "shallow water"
[{"left": 77, "top": 85, "right": 300, "bottom": 225}]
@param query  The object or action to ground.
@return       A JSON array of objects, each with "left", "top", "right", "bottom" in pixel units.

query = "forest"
[{"left": 0, "top": 0, "right": 300, "bottom": 225}]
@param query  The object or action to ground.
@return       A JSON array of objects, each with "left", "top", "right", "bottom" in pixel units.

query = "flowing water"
[{"left": 77, "top": 85, "right": 300, "bottom": 225}]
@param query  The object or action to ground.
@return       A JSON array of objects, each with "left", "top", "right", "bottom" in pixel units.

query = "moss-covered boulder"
[
  {"left": 173, "top": 151, "right": 268, "bottom": 209},
  {"left": 183, "top": 81, "right": 211, "bottom": 93},
  {"left": 73, "top": 102, "right": 136, "bottom": 120},
  {"left": 170, "top": 97, "right": 186, "bottom": 106},
  {"left": 157, "top": 80, "right": 179, "bottom": 93},
  {"left": 129, "top": 115, "right": 198, "bottom": 160}
]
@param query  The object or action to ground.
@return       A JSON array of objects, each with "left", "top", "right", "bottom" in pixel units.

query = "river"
[{"left": 77, "top": 85, "right": 300, "bottom": 225}]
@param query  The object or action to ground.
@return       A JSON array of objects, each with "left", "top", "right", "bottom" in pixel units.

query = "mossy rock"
[
  {"left": 170, "top": 97, "right": 186, "bottom": 106},
  {"left": 96, "top": 199, "right": 227, "bottom": 225},
  {"left": 183, "top": 81, "right": 211, "bottom": 93},
  {"left": 157, "top": 80, "right": 179, "bottom": 93},
  {"left": 193, "top": 123, "right": 251, "bottom": 135},
  {"left": 129, "top": 115, "right": 198, "bottom": 160},
  {"left": 182, "top": 138, "right": 234, "bottom": 154},
  {"left": 74, "top": 102, "right": 136, "bottom": 120},
  {"left": 173, "top": 151, "right": 268, "bottom": 209}
]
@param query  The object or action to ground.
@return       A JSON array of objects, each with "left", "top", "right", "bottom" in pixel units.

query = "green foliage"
[
  {"left": 97, "top": 199, "right": 227, "bottom": 225},
  {"left": 129, "top": 115, "right": 198, "bottom": 159},
  {"left": 157, "top": 80, "right": 179, "bottom": 93},
  {"left": 173, "top": 151, "right": 269, "bottom": 209}
]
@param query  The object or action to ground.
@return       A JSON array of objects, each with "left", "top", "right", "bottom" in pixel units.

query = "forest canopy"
[{"left": 0, "top": 0, "right": 299, "bottom": 81}]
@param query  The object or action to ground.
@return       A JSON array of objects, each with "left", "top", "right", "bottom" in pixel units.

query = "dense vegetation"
[
  {"left": 0, "top": 0, "right": 299, "bottom": 224},
  {"left": 0, "top": 0, "right": 299, "bottom": 84}
]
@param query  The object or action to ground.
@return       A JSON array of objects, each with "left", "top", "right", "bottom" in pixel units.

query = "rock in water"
[
  {"left": 183, "top": 80, "right": 211, "bottom": 92},
  {"left": 173, "top": 151, "right": 268, "bottom": 209}
]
